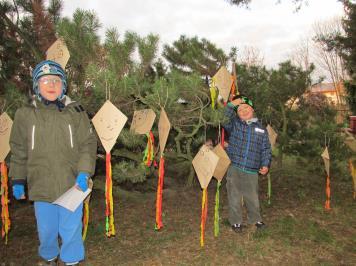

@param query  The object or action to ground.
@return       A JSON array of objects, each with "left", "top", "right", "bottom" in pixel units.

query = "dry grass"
[{"left": 1, "top": 159, "right": 355, "bottom": 265}]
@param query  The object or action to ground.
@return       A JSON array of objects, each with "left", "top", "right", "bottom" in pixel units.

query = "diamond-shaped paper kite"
[
  {"left": 46, "top": 38, "right": 70, "bottom": 69},
  {"left": 92, "top": 100, "right": 128, "bottom": 153},
  {"left": 130, "top": 109, "right": 156, "bottom": 135},
  {"left": 192, "top": 145, "right": 220, "bottom": 189},
  {"left": 266, "top": 125, "right": 278, "bottom": 148},
  {"left": 0, "top": 112, "right": 13, "bottom": 162},
  {"left": 212, "top": 144, "right": 231, "bottom": 181},
  {"left": 213, "top": 66, "right": 233, "bottom": 102},
  {"left": 158, "top": 108, "right": 171, "bottom": 155},
  {"left": 321, "top": 147, "right": 330, "bottom": 176}
]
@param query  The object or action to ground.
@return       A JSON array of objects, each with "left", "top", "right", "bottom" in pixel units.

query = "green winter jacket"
[{"left": 9, "top": 96, "right": 97, "bottom": 202}]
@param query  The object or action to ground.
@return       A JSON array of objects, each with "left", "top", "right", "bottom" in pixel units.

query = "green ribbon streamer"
[
  {"left": 214, "top": 180, "right": 221, "bottom": 237},
  {"left": 210, "top": 86, "right": 218, "bottom": 109},
  {"left": 267, "top": 173, "right": 272, "bottom": 205},
  {"left": 142, "top": 133, "right": 149, "bottom": 163}
]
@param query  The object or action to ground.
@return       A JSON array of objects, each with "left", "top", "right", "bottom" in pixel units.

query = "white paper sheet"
[{"left": 53, "top": 186, "right": 92, "bottom": 212}]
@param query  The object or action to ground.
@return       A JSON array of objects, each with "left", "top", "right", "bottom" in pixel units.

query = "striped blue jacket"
[{"left": 223, "top": 104, "right": 271, "bottom": 173}]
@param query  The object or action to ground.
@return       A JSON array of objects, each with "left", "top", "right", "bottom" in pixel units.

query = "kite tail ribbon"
[
  {"left": 105, "top": 152, "right": 115, "bottom": 237},
  {"left": 214, "top": 181, "right": 221, "bottom": 237},
  {"left": 267, "top": 173, "right": 272, "bottom": 205},
  {"left": 324, "top": 175, "right": 331, "bottom": 210},
  {"left": 1, "top": 162, "right": 10, "bottom": 244},
  {"left": 82, "top": 201, "right": 90, "bottom": 240},
  {"left": 209, "top": 78, "right": 218, "bottom": 109},
  {"left": 349, "top": 159, "right": 356, "bottom": 200},
  {"left": 200, "top": 188, "right": 208, "bottom": 247},
  {"left": 143, "top": 131, "right": 155, "bottom": 167},
  {"left": 155, "top": 155, "right": 165, "bottom": 230}
]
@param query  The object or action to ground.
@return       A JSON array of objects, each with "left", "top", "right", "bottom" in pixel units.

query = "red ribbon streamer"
[
  {"left": 200, "top": 188, "right": 208, "bottom": 247},
  {"left": 105, "top": 152, "right": 115, "bottom": 237},
  {"left": 155, "top": 156, "right": 165, "bottom": 230},
  {"left": 325, "top": 175, "right": 331, "bottom": 210},
  {"left": 1, "top": 162, "right": 11, "bottom": 244}
]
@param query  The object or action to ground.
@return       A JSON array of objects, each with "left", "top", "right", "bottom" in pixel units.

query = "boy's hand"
[
  {"left": 13, "top": 184, "right": 26, "bottom": 200},
  {"left": 259, "top": 166, "right": 269, "bottom": 175},
  {"left": 76, "top": 172, "right": 89, "bottom": 192}
]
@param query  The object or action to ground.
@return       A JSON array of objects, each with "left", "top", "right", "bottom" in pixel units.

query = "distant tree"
[
  {"left": 226, "top": 0, "right": 308, "bottom": 10},
  {"left": 338, "top": 0, "right": 356, "bottom": 114},
  {"left": 312, "top": 17, "right": 347, "bottom": 106}
]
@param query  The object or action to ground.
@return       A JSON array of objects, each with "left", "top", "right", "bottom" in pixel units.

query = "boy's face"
[
  {"left": 38, "top": 74, "right": 62, "bottom": 101},
  {"left": 237, "top": 103, "right": 254, "bottom": 121}
]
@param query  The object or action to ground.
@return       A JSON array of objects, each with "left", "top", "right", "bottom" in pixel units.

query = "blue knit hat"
[{"left": 32, "top": 60, "right": 67, "bottom": 100}]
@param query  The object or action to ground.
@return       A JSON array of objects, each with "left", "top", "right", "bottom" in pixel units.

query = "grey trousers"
[{"left": 226, "top": 166, "right": 262, "bottom": 225}]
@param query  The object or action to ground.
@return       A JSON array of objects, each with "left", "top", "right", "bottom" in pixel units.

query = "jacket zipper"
[
  {"left": 68, "top": 124, "right": 73, "bottom": 148},
  {"left": 31, "top": 125, "right": 35, "bottom": 150}
]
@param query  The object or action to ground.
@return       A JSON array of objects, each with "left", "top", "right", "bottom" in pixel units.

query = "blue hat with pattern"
[{"left": 32, "top": 60, "right": 67, "bottom": 100}]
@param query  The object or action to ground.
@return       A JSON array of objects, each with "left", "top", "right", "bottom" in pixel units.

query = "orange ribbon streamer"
[
  {"left": 105, "top": 153, "right": 115, "bottom": 237},
  {"left": 325, "top": 175, "right": 331, "bottom": 210},
  {"left": 82, "top": 201, "right": 89, "bottom": 240},
  {"left": 200, "top": 188, "right": 208, "bottom": 247},
  {"left": 155, "top": 156, "right": 165, "bottom": 230},
  {"left": 1, "top": 162, "right": 11, "bottom": 244},
  {"left": 144, "top": 131, "right": 155, "bottom": 167}
]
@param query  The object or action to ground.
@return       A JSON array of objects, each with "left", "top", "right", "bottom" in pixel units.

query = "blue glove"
[
  {"left": 13, "top": 184, "right": 25, "bottom": 200},
  {"left": 76, "top": 172, "right": 89, "bottom": 192}
]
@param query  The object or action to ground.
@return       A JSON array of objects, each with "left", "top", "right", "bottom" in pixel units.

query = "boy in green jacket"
[{"left": 9, "top": 60, "right": 97, "bottom": 265}]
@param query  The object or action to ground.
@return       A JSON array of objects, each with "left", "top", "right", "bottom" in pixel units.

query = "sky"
[{"left": 61, "top": 0, "right": 345, "bottom": 68}]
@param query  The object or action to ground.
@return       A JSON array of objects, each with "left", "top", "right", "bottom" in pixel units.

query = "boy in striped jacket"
[{"left": 223, "top": 95, "right": 271, "bottom": 233}]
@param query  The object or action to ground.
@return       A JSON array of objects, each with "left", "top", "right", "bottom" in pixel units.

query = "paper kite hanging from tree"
[
  {"left": 92, "top": 100, "right": 128, "bottom": 237},
  {"left": 266, "top": 124, "right": 278, "bottom": 205},
  {"left": 321, "top": 147, "right": 331, "bottom": 210},
  {"left": 212, "top": 144, "right": 230, "bottom": 237},
  {"left": 130, "top": 109, "right": 156, "bottom": 167},
  {"left": 192, "top": 145, "right": 219, "bottom": 247},
  {"left": 46, "top": 38, "right": 70, "bottom": 69},
  {"left": 155, "top": 108, "right": 171, "bottom": 230}
]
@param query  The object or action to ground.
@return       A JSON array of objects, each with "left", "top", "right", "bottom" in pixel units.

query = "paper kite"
[
  {"left": 92, "top": 100, "right": 128, "bottom": 237},
  {"left": 192, "top": 145, "right": 219, "bottom": 247}
]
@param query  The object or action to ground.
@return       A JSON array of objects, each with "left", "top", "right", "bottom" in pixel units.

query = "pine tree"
[{"left": 163, "top": 35, "right": 231, "bottom": 76}]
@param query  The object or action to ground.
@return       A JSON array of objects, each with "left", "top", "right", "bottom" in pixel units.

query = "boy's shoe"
[
  {"left": 231, "top": 223, "right": 243, "bottom": 233},
  {"left": 37, "top": 257, "right": 58, "bottom": 266},
  {"left": 255, "top": 221, "right": 266, "bottom": 230}
]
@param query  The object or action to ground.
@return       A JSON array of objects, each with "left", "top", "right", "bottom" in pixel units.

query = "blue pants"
[{"left": 34, "top": 202, "right": 84, "bottom": 264}]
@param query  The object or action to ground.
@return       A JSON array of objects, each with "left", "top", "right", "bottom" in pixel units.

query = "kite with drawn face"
[{"left": 92, "top": 100, "right": 128, "bottom": 153}]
